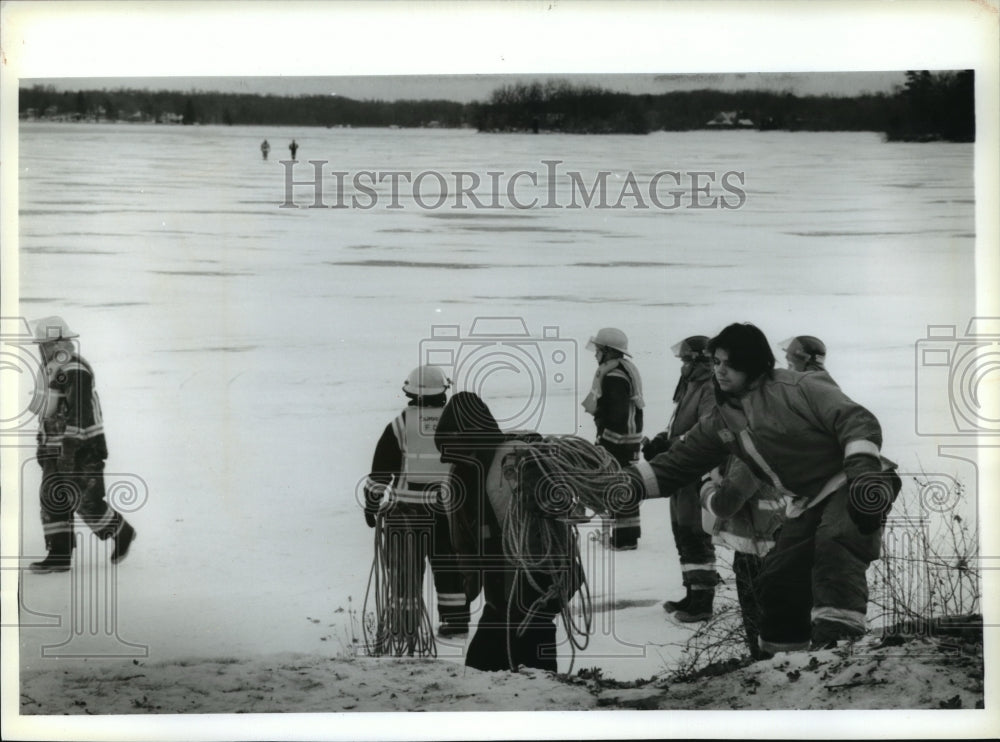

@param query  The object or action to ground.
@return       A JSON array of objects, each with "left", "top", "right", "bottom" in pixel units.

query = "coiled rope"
[
  {"left": 500, "top": 435, "right": 632, "bottom": 673},
  {"left": 362, "top": 507, "right": 438, "bottom": 658}
]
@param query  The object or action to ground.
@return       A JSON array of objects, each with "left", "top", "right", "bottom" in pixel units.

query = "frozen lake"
[{"left": 12, "top": 122, "right": 977, "bottom": 679}]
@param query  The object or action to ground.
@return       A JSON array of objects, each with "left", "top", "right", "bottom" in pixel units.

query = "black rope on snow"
[{"left": 362, "top": 509, "right": 437, "bottom": 658}]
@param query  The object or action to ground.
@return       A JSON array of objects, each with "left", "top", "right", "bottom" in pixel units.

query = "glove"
[
  {"left": 642, "top": 433, "right": 672, "bottom": 462},
  {"left": 363, "top": 480, "right": 387, "bottom": 526},
  {"left": 35, "top": 432, "right": 54, "bottom": 466},
  {"left": 845, "top": 454, "right": 899, "bottom": 535}
]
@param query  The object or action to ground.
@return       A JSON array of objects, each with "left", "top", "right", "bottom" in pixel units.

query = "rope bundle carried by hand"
[{"left": 499, "top": 435, "right": 634, "bottom": 672}]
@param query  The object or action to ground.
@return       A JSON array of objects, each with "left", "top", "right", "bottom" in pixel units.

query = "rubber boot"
[
  {"left": 608, "top": 531, "right": 638, "bottom": 551},
  {"left": 437, "top": 605, "right": 470, "bottom": 638},
  {"left": 110, "top": 521, "right": 137, "bottom": 564},
  {"left": 437, "top": 622, "right": 469, "bottom": 638},
  {"left": 809, "top": 618, "right": 861, "bottom": 650},
  {"left": 29, "top": 531, "right": 73, "bottom": 574},
  {"left": 675, "top": 588, "right": 715, "bottom": 623},
  {"left": 752, "top": 638, "right": 775, "bottom": 662},
  {"left": 663, "top": 586, "right": 692, "bottom": 614}
]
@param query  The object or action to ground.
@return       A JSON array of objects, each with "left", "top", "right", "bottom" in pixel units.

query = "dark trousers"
[
  {"left": 670, "top": 483, "right": 719, "bottom": 589},
  {"left": 383, "top": 504, "right": 469, "bottom": 626},
  {"left": 39, "top": 454, "right": 126, "bottom": 554},
  {"left": 466, "top": 601, "right": 558, "bottom": 672},
  {"left": 602, "top": 442, "right": 641, "bottom": 547},
  {"left": 757, "top": 486, "right": 881, "bottom": 650},
  {"left": 732, "top": 551, "right": 766, "bottom": 659}
]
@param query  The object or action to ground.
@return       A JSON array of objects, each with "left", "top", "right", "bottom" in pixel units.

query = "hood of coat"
[
  {"left": 674, "top": 359, "right": 714, "bottom": 403},
  {"left": 434, "top": 391, "right": 504, "bottom": 465}
]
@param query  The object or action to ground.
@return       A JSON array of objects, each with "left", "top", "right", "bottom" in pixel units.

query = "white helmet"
[
  {"left": 403, "top": 365, "right": 451, "bottom": 396},
  {"left": 586, "top": 327, "right": 630, "bottom": 356},
  {"left": 30, "top": 316, "right": 78, "bottom": 343}
]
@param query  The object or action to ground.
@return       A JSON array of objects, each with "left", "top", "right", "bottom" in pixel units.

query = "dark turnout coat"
[{"left": 435, "top": 392, "right": 579, "bottom": 671}]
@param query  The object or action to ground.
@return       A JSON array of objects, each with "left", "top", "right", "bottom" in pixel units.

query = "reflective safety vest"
[
  {"left": 36, "top": 353, "right": 106, "bottom": 451},
  {"left": 598, "top": 364, "right": 644, "bottom": 448},
  {"left": 391, "top": 406, "right": 452, "bottom": 504}
]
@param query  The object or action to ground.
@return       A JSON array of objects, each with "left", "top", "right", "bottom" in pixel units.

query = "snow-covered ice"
[{"left": 4, "top": 123, "right": 986, "bottom": 730}]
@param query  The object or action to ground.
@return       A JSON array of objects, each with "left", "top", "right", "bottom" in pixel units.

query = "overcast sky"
[{"left": 23, "top": 72, "right": 912, "bottom": 103}]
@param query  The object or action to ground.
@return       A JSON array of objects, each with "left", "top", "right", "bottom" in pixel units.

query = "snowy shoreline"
[{"left": 19, "top": 634, "right": 983, "bottom": 715}]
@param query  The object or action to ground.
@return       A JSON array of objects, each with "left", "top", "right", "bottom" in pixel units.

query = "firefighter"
[
  {"left": 582, "top": 327, "right": 644, "bottom": 550},
  {"left": 363, "top": 365, "right": 470, "bottom": 637},
  {"left": 630, "top": 322, "right": 900, "bottom": 652},
  {"left": 643, "top": 336, "right": 720, "bottom": 622},
  {"left": 781, "top": 335, "right": 827, "bottom": 373},
  {"left": 28, "top": 316, "right": 136, "bottom": 574}
]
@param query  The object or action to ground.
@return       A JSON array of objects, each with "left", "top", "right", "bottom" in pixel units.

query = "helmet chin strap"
[{"left": 596, "top": 345, "right": 623, "bottom": 364}]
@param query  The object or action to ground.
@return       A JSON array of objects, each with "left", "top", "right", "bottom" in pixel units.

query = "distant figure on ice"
[
  {"left": 363, "top": 366, "right": 470, "bottom": 640},
  {"left": 434, "top": 392, "right": 585, "bottom": 672},
  {"left": 642, "top": 336, "right": 720, "bottom": 622},
  {"left": 781, "top": 335, "right": 827, "bottom": 373},
  {"left": 27, "top": 317, "right": 136, "bottom": 574},
  {"left": 288, "top": 139, "right": 298, "bottom": 161},
  {"left": 630, "top": 323, "right": 901, "bottom": 652},
  {"left": 582, "top": 327, "right": 644, "bottom": 550},
  {"left": 260, "top": 139, "right": 271, "bottom": 160}
]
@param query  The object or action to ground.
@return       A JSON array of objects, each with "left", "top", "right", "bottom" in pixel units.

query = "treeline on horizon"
[{"left": 19, "top": 70, "right": 974, "bottom": 142}]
